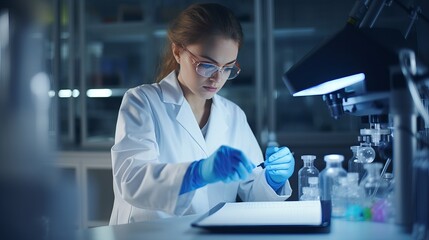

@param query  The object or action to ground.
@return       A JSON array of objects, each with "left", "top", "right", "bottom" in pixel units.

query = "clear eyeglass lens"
[
  {"left": 196, "top": 64, "right": 217, "bottom": 77},
  {"left": 196, "top": 63, "right": 239, "bottom": 80}
]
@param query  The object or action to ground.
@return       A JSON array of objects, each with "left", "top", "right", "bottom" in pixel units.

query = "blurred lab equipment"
[
  {"left": 282, "top": 0, "right": 429, "bottom": 234},
  {"left": 0, "top": 1, "right": 76, "bottom": 239},
  {"left": 345, "top": 173, "right": 365, "bottom": 221},
  {"left": 348, "top": 146, "right": 365, "bottom": 182},
  {"left": 360, "top": 163, "right": 389, "bottom": 222},
  {"left": 357, "top": 142, "right": 376, "bottom": 164},
  {"left": 381, "top": 172, "right": 395, "bottom": 223},
  {"left": 412, "top": 150, "right": 429, "bottom": 239},
  {"left": 298, "top": 155, "right": 319, "bottom": 200}
]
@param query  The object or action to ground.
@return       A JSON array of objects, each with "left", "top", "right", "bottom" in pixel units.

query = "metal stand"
[{"left": 390, "top": 85, "right": 417, "bottom": 232}]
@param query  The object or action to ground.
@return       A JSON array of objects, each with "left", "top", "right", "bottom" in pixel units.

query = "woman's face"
[{"left": 175, "top": 36, "right": 239, "bottom": 101}]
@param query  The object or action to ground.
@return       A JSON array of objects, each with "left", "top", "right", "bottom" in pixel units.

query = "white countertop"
[{"left": 77, "top": 215, "right": 412, "bottom": 240}]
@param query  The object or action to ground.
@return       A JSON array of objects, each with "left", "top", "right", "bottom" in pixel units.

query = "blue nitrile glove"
[
  {"left": 264, "top": 146, "right": 295, "bottom": 192},
  {"left": 180, "top": 145, "right": 255, "bottom": 194}
]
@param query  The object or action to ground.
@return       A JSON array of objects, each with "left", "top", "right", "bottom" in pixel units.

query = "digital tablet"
[{"left": 191, "top": 200, "right": 331, "bottom": 233}]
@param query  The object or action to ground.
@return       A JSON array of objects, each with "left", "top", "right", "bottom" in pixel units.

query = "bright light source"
[
  {"left": 72, "top": 89, "right": 80, "bottom": 98},
  {"left": 58, "top": 89, "right": 72, "bottom": 98},
  {"left": 293, "top": 73, "right": 365, "bottom": 97},
  {"left": 86, "top": 89, "right": 112, "bottom": 98},
  {"left": 30, "top": 72, "right": 50, "bottom": 97},
  {"left": 48, "top": 90, "right": 55, "bottom": 97}
]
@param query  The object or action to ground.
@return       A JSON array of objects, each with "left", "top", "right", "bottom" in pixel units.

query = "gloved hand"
[
  {"left": 180, "top": 145, "right": 255, "bottom": 194},
  {"left": 264, "top": 146, "right": 295, "bottom": 192}
]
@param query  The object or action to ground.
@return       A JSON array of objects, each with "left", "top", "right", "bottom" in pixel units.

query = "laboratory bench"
[{"left": 76, "top": 214, "right": 412, "bottom": 240}]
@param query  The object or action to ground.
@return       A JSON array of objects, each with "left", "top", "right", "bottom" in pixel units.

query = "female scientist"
[{"left": 109, "top": 3, "right": 295, "bottom": 225}]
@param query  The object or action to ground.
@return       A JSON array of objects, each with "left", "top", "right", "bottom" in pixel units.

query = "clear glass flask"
[
  {"left": 360, "top": 163, "right": 388, "bottom": 199},
  {"left": 360, "top": 163, "right": 389, "bottom": 222},
  {"left": 298, "top": 155, "right": 319, "bottom": 200},
  {"left": 357, "top": 142, "right": 376, "bottom": 164}
]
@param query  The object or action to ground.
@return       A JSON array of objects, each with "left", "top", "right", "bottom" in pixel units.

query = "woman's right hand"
[
  {"left": 198, "top": 145, "right": 255, "bottom": 184},
  {"left": 180, "top": 145, "right": 255, "bottom": 194}
]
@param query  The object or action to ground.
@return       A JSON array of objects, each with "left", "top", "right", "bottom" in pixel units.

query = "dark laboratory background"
[{"left": 1, "top": 0, "right": 428, "bottom": 237}]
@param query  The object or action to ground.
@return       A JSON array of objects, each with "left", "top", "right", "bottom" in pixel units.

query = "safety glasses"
[{"left": 183, "top": 47, "right": 241, "bottom": 80}]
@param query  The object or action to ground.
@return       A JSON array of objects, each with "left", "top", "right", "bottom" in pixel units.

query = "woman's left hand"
[{"left": 264, "top": 146, "right": 295, "bottom": 191}]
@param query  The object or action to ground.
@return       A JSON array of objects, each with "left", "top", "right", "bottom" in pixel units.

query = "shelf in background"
[
  {"left": 86, "top": 22, "right": 168, "bottom": 42},
  {"left": 86, "top": 22, "right": 320, "bottom": 43}
]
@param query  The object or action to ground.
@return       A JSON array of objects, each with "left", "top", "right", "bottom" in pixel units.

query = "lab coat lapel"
[
  {"left": 176, "top": 100, "right": 208, "bottom": 155},
  {"left": 205, "top": 95, "right": 229, "bottom": 153},
  {"left": 159, "top": 72, "right": 208, "bottom": 155}
]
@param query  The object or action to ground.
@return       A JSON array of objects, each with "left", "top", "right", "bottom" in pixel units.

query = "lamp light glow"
[
  {"left": 293, "top": 73, "right": 365, "bottom": 96},
  {"left": 86, "top": 89, "right": 112, "bottom": 98}
]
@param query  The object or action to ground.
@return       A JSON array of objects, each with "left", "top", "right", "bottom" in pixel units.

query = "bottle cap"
[
  {"left": 324, "top": 154, "right": 344, "bottom": 162},
  {"left": 301, "top": 155, "right": 316, "bottom": 161}
]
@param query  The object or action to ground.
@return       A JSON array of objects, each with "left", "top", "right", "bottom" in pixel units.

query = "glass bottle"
[
  {"left": 348, "top": 146, "right": 365, "bottom": 182},
  {"left": 298, "top": 155, "right": 319, "bottom": 200},
  {"left": 359, "top": 163, "right": 389, "bottom": 222},
  {"left": 319, "top": 154, "right": 347, "bottom": 207}
]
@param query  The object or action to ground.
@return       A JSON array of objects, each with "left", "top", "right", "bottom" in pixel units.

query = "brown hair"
[{"left": 155, "top": 3, "right": 243, "bottom": 82}]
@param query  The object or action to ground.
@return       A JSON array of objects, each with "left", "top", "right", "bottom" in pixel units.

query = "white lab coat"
[{"left": 109, "top": 71, "right": 292, "bottom": 225}]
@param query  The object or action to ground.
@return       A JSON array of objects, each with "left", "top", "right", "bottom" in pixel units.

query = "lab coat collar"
[
  {"left": 158, "top": 71, "right": 229, "bottom": 156},
  {"left": 158, "top": 71, "right": 184, "bottom": 105}
]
